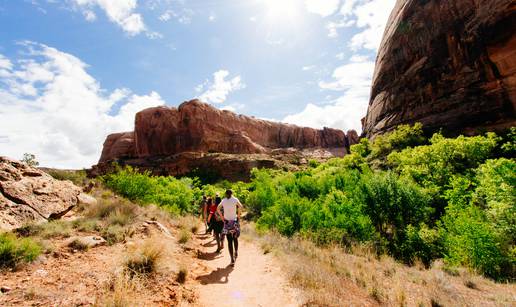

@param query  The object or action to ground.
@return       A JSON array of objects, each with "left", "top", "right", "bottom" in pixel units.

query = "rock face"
[
  {"left": 95, "top": 100, "right": 358, "bottom": 180},
  {"left": 363, "top": 0, "right": 516, "bottom": 138},
  {"left": 0, "top": 157, "right": 83, "bottom": 231}
]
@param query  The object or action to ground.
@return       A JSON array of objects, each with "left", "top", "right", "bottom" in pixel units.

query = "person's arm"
[
  {"left": 203, "top": 204, "right": 208, "bottom": 222},
  {"left": 217, "top": 203, "right": 225, "bottom": 223},
  {"left": 236, "top": 200, "right": 243, "bottom": 221}
]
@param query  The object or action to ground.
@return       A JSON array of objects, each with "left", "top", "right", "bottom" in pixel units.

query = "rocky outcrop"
[
  {"left": 99, "top": 132, "right": 135, "bottom": 163},
  {"left": 95, "top": 100, "right": 358, "bottom": 179},
  {"left": 101, "top": 100, "right": 353, "bottom": 162},
  {"left": 363, "top": 0, "right": 516, "bottom": 138},
  {"left": 0, "top": 157, "right": 85, "bottom": 231}
]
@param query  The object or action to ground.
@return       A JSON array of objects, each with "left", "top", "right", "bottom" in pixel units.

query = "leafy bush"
[
  {"left": 257, "top": 195, "right": 312, "bottom": 236},
  {"left": 104, "top": 166, "right": 197, "bottom": 214},
  {"left": 47, "top": 169, "right": 88, "bottom": 186},
  {"left": 301, "top": 189, "right": 376, "bottom": 246},
  {"left": 369, "top": 123, "right": 426, "bottom": 159},
  {"left": 0, "top": 232, "right": 42, "bottom": 269},
  {"left": 246, "top": 125, "right": 515, "bottom": 279}
]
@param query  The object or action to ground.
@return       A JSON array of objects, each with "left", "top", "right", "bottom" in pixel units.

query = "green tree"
[{"left": 21, "top": 153, "right": 39, "bottom": 167}]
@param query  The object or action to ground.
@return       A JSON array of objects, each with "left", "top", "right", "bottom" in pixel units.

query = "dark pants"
[
  {"left": 227, "top": 232, "right": 239, "bottom": 261},
  {"left": 209, "top": 220, "right": 224, "bottom": 250}
]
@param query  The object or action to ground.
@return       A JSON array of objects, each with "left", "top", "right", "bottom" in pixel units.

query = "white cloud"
[
  {"left": 159, "top": 8, "right": 194, "bottom": 24},
  {"left": 197, "top": 70, "right": 245, "bottom": 104},
  {"left": 302, "top": 65, "right": 316, "bottom": 71},
  {"left": 284, "top": 58, "right": 375, "bottom": 133},
  {"left": 73, "top": 0, "right": 146, "bottom": 35},
  {"left": 326, "top": 19, "right": 355, "bottom": 38},
  {"left": 83, "top": 9, "right": 96, "bottom": 21},
  {"left": 220, "top": 103, "right": 244, "bottom": 112},
  {"left": 305, "top": 0, "right": 340, "bottom": 17},
  {"left": 325, "top": 0, "right": 395, "bottom": 51},
  {"left": 349, "top": 54, "right": 369, "bottom": 62},
  {"left": 350, "top": 0, "right": 395, "bottom": 50},
  {"left": 319, "top": 60, "right": 375, "bottom": 91},
  {"left": 0, "top": 42, "right": 165, "bottom": 169},
  {"left": 0, "top": 54, "right": 13, "bottom": 71},
  {"left": 287, "top": 1, "right": 395, "bottom": 133}
]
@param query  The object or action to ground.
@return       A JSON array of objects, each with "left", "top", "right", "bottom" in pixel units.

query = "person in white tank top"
[{"left": 216, "top": 189, "right": 243, "bottom": 266}]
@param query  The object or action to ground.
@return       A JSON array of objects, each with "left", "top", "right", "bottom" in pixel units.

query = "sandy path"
[{"left": 193, "top": 231, "right": 300, "bottom": 307}]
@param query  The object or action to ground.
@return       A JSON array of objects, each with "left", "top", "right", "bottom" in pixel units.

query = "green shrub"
[
  {"left": 246, "top": 169, "right": 278, "bottom": 218},
  {"left": 101, "top": 225, "right": 132, "bottom": 245},
  {"left": 441, "top": 207, "right": 505, "bottom": 279},
  {"left": 257, "top": 195, "right": 312, "bottom": 236},
  {"left": 103, "top": 166, "right": 196, "bottom": 214},
  {"left": 369, "top": 123, "right": 426, "bottom": 159},
  {"left": 0, "top": 232, "right": 42, "bottom": 269},
  {"left": 47, "top": 169, "right": 88, "bottom": 186},
  {"left": 300, "top": 189, "right": 376, "bottom": 245}
]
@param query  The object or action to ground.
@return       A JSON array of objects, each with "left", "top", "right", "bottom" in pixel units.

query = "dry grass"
[
  {"left": 124, "top": 239, "right": 164, "bottom": 277},
  {"left": 17, "top": 220, "right": 72, "bottom": 239},
  {"left": 242, "top": 223, "right": 516, "bottom": 307},
  {"left": 176, "top": 266, "right": 188, "bottom": 284},
  {"left": 190, "top": 225, "right": 199, "bottom": 234},
  {"left": 68, "top": 238, "right": 90, "bottom": 251},
  {"left": 95, "top": 273, "right": 142, "bottom": 307},
  {"left": 178, "top": 229, "right": 191, "bottom": 244}
]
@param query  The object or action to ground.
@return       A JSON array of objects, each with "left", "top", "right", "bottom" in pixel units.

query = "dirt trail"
[{"left": 192, "top": 230, "right": 300, "bottom": 307}]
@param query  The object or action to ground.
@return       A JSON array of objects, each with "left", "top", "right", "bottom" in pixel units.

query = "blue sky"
[{"left": 0, "top": 0, "right": 395, "bottom": 168}]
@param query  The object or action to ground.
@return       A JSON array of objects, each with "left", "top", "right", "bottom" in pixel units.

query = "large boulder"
[
  {"left": 96, "top": 100, "right": 359, "bottom": 179},
  {"left": 0, "top": 157, "right": 83, "bottom": 231},
  {"left": 363, "top": 0, "right": 516, "bottom": 138}
]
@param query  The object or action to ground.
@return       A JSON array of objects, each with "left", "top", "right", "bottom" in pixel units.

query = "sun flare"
[{"left": 262, "top": 0, "right": 301, "bottom": 22}]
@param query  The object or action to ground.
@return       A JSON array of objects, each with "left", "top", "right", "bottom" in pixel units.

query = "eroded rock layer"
[
  {"left": 363, "top": 0, "right": 516, "bottom": 138},
  {"left": 95, "top": 100, "right": 357, "bottom": 179},
  {"left": 0, "top": 157, "right": 84, "bottom": 231}
]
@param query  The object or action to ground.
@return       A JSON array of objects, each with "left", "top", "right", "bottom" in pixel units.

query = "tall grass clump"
[{"left": 124, "top": 240, "right": 164, "bottom": 277}]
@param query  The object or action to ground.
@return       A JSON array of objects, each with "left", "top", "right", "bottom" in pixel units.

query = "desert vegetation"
[
  {"left": 99, "top": 125, "right": 515, "bottom": 282},
  {"left": 243, "top": 225, "right": 515, "bottom": 306}
]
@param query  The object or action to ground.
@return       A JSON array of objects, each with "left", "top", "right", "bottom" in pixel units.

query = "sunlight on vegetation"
[
  {"left": 0, "top": 232, "right": 42, "bottom": 270},
  {"left": 100, "top": 124, "right": 515, "bottom": 281}
]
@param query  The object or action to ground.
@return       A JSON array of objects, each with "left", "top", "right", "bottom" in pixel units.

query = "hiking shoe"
[{"left": 215, "top": 248, "right": 221, "bottom": 253}]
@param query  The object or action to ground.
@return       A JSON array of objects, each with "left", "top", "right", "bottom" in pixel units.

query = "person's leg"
[
  {"left": 215, "top": 230, "right": 221, "bottom": 252},
  {"left": 227, "top": 234, "right": 234, "bottom": 263},
  {"left": 234, "top": 236, "right": 239, "bottom": 259}
]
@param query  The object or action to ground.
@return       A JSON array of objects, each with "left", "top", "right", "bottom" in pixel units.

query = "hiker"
[
  {"left": 215, "top": 192, "right": 222, "bottom": 206},
  {"left": 206, "top": 197, "right": 224, "bottom": 253},
  {"left": 200, "top": 195, "right": 208, "bottom": 233},
  {"left": 216, "top": 189, "right": 243, "bottom": 266}
]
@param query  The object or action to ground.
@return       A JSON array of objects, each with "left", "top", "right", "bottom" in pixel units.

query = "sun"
[{"left": 262, "top": 0, "right": 301, "bottom": 22}]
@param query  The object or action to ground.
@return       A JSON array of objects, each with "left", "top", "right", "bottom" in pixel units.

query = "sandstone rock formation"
[
  {"left": 95, "top": 100, "right": 358, "bottom": 180},
  {"left": 0, "top": 157, "right": 86, "bottom": 231},
  {"left": 363, "top": 0, "right": 516, "bottom": 138}
]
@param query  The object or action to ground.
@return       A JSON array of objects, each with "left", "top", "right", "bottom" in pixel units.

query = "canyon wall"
[{"left": 363, "top": 0, "right": 516, "bottom": 138}]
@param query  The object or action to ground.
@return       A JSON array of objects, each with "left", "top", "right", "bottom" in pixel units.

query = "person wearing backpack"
[
  {"left": 217, "top": 189, "right": 243, "bottom": 266},
  {"left": 206, "top": 197, "right": 224, "bottom": 252}
]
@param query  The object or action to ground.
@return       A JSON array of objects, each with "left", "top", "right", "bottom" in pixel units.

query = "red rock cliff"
[
  {"left": 363, "top": 0, "right": 516, "bottom": 138},
  {"left": 96, "top": 100, "right": 357, "bottom": 179}
]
